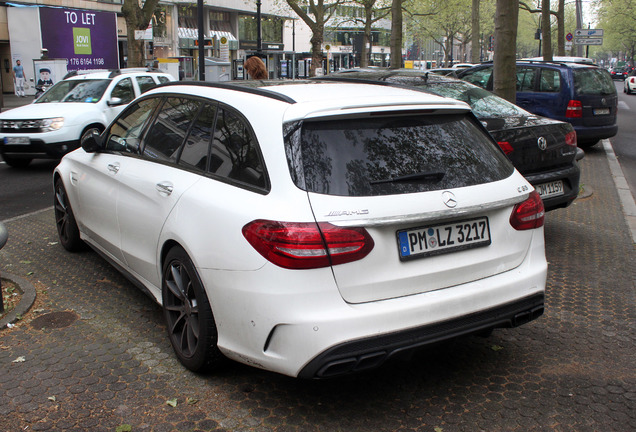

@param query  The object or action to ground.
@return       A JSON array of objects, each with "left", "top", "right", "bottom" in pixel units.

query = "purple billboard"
[{"left": 40, "top": 7, "right": 118, "bottom": 71}]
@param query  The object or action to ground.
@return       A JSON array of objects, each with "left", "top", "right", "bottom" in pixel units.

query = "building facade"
[{"left": 0, "top": 0, "right": 393, "bottom": 94}]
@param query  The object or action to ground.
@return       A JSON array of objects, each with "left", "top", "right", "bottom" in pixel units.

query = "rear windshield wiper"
[{"left": 369, "top": 171, "right": 445, "bottom": 185}]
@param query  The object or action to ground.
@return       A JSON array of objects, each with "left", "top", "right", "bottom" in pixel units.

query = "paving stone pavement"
[{"left": 0, "top": 144, "right": 634, "bottom": 431}]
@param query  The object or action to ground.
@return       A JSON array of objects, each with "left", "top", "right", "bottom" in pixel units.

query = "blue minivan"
[{"left": 458, "top": 60, "right": 617, "bottom": 148}]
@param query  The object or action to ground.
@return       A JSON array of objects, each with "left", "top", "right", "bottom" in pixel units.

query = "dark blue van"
[{"left": 458, "top": 60, "right": 618, "bottom": 148}]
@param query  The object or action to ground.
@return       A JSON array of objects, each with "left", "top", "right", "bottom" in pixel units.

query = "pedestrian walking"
[
  {"left": 244, "top": 56, "right": 268, "bottom": 80},
  {"left": 12, "top": 60, "right": 27, "bottom": 97}
]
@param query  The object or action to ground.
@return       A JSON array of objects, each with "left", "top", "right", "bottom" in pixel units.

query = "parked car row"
[
  {"left": 3, "top": 59, "right": 619, "bottom": 378},
  {"left": 457, "top": 59, "right": 618, "bottom": 148}
]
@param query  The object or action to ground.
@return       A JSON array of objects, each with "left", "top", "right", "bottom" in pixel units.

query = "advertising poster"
[{"left": 39, "top": 7, "right": 118, "bottom": 71}]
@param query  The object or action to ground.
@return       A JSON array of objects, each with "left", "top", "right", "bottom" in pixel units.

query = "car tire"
[
  {"left": 2, "top": 154, "right": 32, "bottom": 168},
  {"left": 162, "top": 246, "right": 224, "bottom": 373},
  {"left": 54, "top": 177, "right": 86, "bottom": 252},
  {"left": 627, "top": 86, "right": 632, "bottom": 95}
]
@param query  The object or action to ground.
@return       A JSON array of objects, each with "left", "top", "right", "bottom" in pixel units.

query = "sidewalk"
[{"left": 0, "top": 93, "right": 35, "bottom": 112}]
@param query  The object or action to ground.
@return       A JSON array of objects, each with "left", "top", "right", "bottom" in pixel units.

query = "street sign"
[
  {"left": 574, "top": 38, "right": 603, "bottom": 45},
  {"left": 575, "top": 29, "right": 604, "bottom": 37},
  {"left": 566, "top": 33, "right": 573, "bottom": 41}
]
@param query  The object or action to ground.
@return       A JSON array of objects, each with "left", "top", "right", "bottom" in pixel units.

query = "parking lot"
[{"left": 1, "top": 143, "right": 635, "bottom": 431}]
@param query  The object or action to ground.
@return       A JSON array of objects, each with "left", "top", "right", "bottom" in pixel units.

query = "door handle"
[{"left": 156, "top": 182, "right": 174, "bottom": 196}]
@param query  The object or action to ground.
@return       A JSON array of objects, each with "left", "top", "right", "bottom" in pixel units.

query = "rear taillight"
[
  {"left": 242, "top": 220, "right": 374, "bottom": 269},
  {"left": 630, "top": 77, "right": 636, "bottom": 84},
  {"left": 497, "top": 141, "right": 514, "bottom": 155},
  {"left": 510, "top": 191, "right": 545, "bottom": 231},
  {"left": 565, "top": 130, "right": 577, "bottom": 147},
  {"left": 566, "top": 100, "right": 583, "bottom": 118}
]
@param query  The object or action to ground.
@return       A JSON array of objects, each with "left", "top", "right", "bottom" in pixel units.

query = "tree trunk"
[
  {"left": 541, "top": 0, "right": 552, "bottom": 61},
  {"left": 390, "top": 0, "right": 403, "bottom": 69},
  {"left": 557, "top": 0, "right": 565, "bottom": 56},
  {"left": 361, "top": 11, "right": 373, "bottom": 67},
  {"left": 122, "top": 0, "right": 161, "bottom": 68},
  {"left": 471, "top": 0, "right": 480, "bottom": 63},
  {"left": 493, "top": 0, "right": 519, "bottom": 103},
  {"left": 310, "top": 27, "right": 324, "bottom": 76}
]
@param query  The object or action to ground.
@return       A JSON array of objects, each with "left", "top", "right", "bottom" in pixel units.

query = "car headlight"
[{"left": 40, "top": 117, "right": 64, "bottom": 131}]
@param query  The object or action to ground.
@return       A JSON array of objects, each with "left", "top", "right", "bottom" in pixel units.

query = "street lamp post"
[
  {"left": 256, "top": 0, "right": 262, "bottom": 54},
  {"left": 198, "top": 0, "right": 205, "bottom": 81}
]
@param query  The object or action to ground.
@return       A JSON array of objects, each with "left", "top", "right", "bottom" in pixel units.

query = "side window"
[
  {"left": 539, "top": 68, "right": 561, "bottom": 92},
  {"left": 461, "top": 68, "right": 492, "bottom": 89},
  {"left": 111, "top": 78, "right": 135, "bottom": 104},
  {"left": 136, "top": 76, "right": 157, "bottom": 93},
  {"left": 210, "top": 107, "right": 266, "bottom": 188},
  {"left": 105, "top": 97, "right": 161, "bottom": 154},
  {"left": 157, "top": 76, "right": 171, "bottom": 84},
  {"left": 179, "top": 103, "right": 217, "bottom": 172},
  {"left": 143, "top": 97, "right": 201, "bottom": 162},
  {"left": 516, "top": 67, "right": 537, "bottom": 91}
]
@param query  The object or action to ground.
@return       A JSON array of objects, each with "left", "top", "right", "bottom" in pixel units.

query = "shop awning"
[
  {"left": 178, "top": 27, "right": 200, "bottom": 39},
  {"left": 209, "top": 30, "right": 237, "bottom": 42}
]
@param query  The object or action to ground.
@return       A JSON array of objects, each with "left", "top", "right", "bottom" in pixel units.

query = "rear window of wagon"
[
  {"left": 573, "top": 68, "right": 616, "bottom": 96},
  {"left": 284, "top": 113, "right": 513, "bottom": 197}
]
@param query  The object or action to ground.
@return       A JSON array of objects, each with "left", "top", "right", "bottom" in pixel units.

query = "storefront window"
[
  {"left": 209, "top": 11, "right": 232, "bottom": 32},
  {"left": 239, "top": 15, "right": 283, "bottom": 43}
]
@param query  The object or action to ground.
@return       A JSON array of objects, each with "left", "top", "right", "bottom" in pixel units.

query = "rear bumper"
[
  {"left": 574, "top": 124, "right": 618, "bottom": 144},
  {"left": 201, "top": 230, "right": 547, "bottom": 378},
  {"left": 298, "top": 294, "right": 544, "bottom": 379},
  {"left": 524, "top": 162, "right": 581, "bottom": 211}
]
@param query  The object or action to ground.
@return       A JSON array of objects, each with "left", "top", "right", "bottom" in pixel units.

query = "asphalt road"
[{"left": 615, "top": 80, "right": 636, "bottom": 197}]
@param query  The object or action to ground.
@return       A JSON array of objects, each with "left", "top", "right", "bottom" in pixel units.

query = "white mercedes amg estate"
[{"left": 53, "top": 81, "right": 547, "bottom": 378}]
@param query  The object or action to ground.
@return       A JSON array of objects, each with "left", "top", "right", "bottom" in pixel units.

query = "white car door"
[{"left": 115, "top": 97, "right": 207, "bottom": 288}]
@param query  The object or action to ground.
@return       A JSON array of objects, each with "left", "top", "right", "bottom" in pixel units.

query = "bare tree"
[
  {"left": 341, "top": 0, "right": 390, "bottom": 67},
  {"left": 286, "top": 0, "right": 344, "bottom": 76},
  {"left": 520, "top": 0, "right": 566, "bottom": 57},
  {"left": 493, "top": 0, "right": 519, "bottom": 102},
  {"left": 121, "top": 0, "right": 162, "bottom": 67}
]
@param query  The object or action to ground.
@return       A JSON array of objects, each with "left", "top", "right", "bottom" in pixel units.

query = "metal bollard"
[{"left": 0, "top": 222, "right": 7, "bottom": 313}]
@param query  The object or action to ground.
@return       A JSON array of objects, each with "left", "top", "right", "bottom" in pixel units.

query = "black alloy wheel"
[
  {"left": 53, "top": 177, "right": 85, "bottom": 251},
  {"left": 162, "top": 246, "right": 224, "bottom": 372}
]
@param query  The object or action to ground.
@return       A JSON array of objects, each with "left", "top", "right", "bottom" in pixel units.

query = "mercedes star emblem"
[{"left": 442, "top": 191, "right": 457, "bottom": 208}]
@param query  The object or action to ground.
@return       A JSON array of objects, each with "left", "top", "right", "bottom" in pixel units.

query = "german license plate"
[
  {"left": 397, "top": 217, "right": 491, "bottom": 261},
  {"left": 536, "top": 180, "right": 564, "bottom": 198},
  {"left": 4, "top": 137, "right": 30, "bottom": 145},
  {"left": 594, "top": 108, "right": 610, "bottom": 115}
]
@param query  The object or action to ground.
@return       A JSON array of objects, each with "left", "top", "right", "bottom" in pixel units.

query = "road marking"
[
  {"left": 618, "top": 101, "right": 630, "bottom": 110},
  {"left": 604, "top": 139, "right": 636, "bottom": 244}
]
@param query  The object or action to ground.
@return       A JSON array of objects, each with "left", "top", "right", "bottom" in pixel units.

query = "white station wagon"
[{"left": 54, "top": 81, "right": 547, "bottom": 378}]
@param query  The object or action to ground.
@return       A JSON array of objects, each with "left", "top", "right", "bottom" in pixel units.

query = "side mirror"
[
  {"left": 81, "top": 131, "right": 103, "bottom": 153},
  {"left": 107, "top": 97, "right": 123, "bottom": 107}
]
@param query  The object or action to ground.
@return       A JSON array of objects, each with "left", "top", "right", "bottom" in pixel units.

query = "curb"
[
  {"left": 603, "top": 139, "right": 636, "bottom": 244},
  {"left": 0, "top": 272, "right": 37, "bottom": 329}
]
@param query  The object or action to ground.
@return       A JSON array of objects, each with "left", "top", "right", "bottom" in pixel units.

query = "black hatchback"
[{"left": 317, "top": 69, "right": 581, "bottom": 211}]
